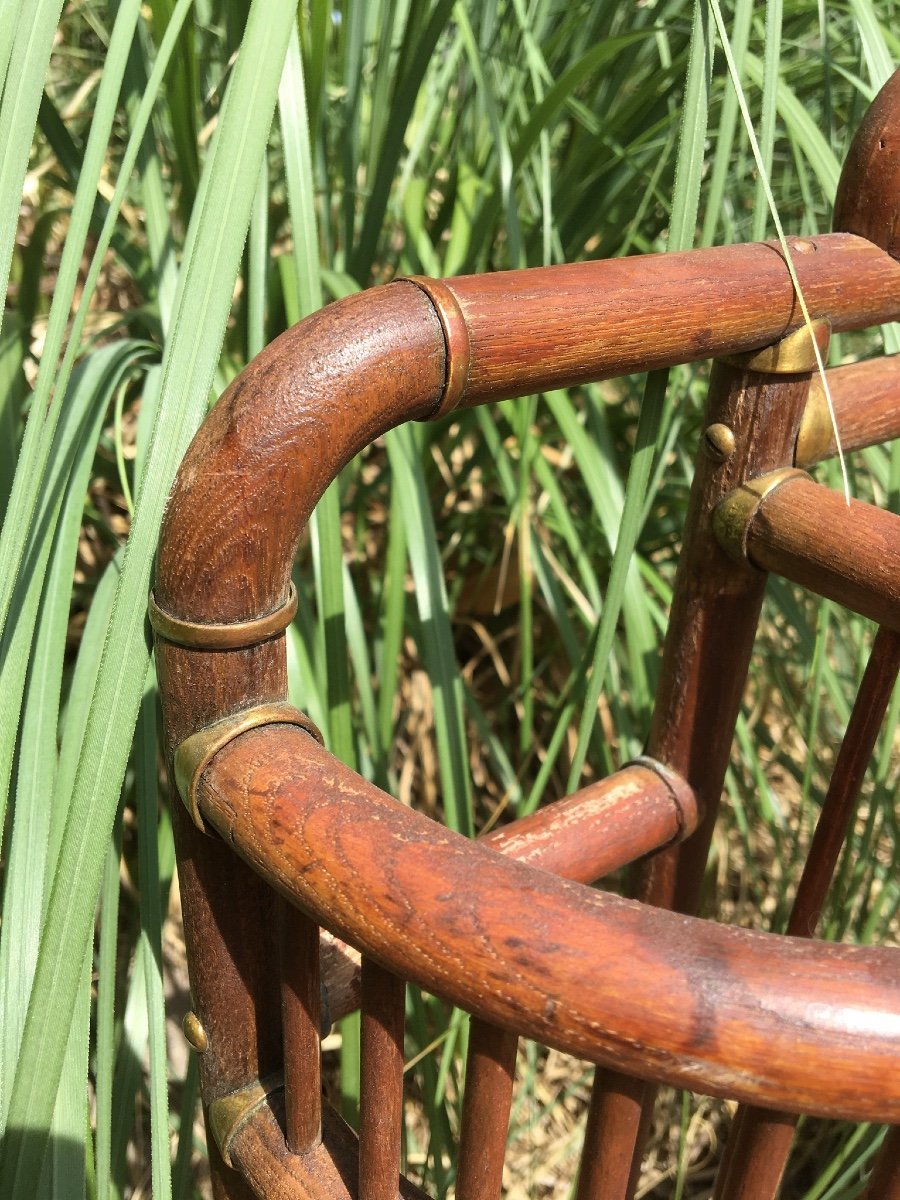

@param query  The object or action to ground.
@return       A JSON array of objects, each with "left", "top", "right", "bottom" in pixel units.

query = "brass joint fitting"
[
  {"left": 717, "top": 318, "right": 831, "bottom": 375},
  {"left": 208, "top": 1073, "right": 285, "bottom": 1168},
  {"left": 149, "top": 582, "right": 298, "bottom": 651},
  {"left": 713, "top": 469, "right": 810, "bottom": 563},
  {"left": 399, "top": 275, "right": 471, "bottom": 418},
  {"left": 174, "top": 702, "right": 323, "bottom": 832}
]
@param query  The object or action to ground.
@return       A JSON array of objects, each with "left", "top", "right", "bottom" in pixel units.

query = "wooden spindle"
[
  {"left": 714, "top": 626, "right": 900, "bottom": 1199},
  {"left": 280, "top": 900, "right": 322, "bottom": 1154},
  {"left": 359, "top": 958, "right": 406, "bottom": 1200},
  {"left": 455, "top": 1020, "right": 518, "bottom": 1200},
  {"left": 575, "top": 1071, "right": 648, "bottom": 1200}
]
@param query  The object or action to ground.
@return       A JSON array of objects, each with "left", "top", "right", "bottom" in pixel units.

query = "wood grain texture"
[
  {"left": 196, "top": 726, "right": 900, "bottom": 1123},
  {"left": 834, "top": 69, "right": 900, "bottom": 258},
  {"left": 575, "top": 1072, "right": 647, "bottom": 1200},
  {"left": 480, "top": 761, "right": 698, "bottom": 882},
  {"left": 796, "top": 354, "right": 900, "bottom": 466},
  {"left": 359, "top": 961, "right": 406, "bottom": 1200},
  {"left": 454, "top": 1020, "right": 518, "bottom": 1200},
  {"left": 447, "top": 234, "right": 900, "bottom": 404},
  {"left": 281, "top": 904, "right": 322, "bottom": 1154},
  {"left": 228, "top": 1098, "right": 429, "bottom": 1200},
  {"left": 745, "top": 475, "right": 900, "bottom": 629},
  {"left": 152, "top": 89, "right": 900, "bottom": 1196},
  {"left": 566, "top": 355, "right": 821, "bottom": 1195}
]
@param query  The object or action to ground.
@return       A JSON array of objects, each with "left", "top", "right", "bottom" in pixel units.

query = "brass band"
[
  {"left": 400, "top": 275, "right": 471, "bottom": 418},
  {"left": 718, "top": 318, "right": 831, "bottom": 375},
  {"left": 174, "top": 702, "right": 323, "bottom": 832},
  {"left": 148, "top": 582, "right": 298, "bottom": 650},
  {"left": 713, "top": 468, "right": 810, "bottom": 563},
  {"left": 208, "top": 1073, "right": 285, "bottom": 1168}
]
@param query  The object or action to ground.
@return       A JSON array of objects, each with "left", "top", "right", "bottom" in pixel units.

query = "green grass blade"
[
  {"left": 0, "top": 0, "right": 143, "bottom": 642},
  {"left": 135, "top": 669, "right": 171, "bottom": 1200},
  {"left": 567, "top": 0, "right": 711, "bottom": 789},
  {"left": 386, "top": 423, "right": 474, "bottom": 837},
  {"left": 0, "top": 3, "right": 297, "bottom": 1187}
]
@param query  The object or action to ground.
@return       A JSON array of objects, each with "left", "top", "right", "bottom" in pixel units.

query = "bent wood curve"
[
  {"left": 196, "top": 724, "right": 900, "bottom": 1124},
  {"left": 155, "top": 234, "right": 900, "bottom": 634}
]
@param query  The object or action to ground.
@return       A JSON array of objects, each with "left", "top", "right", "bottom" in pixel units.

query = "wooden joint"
[
  {"left": 713, "top": 469, "right": 810, "bottom": 563},
  {"left": 149, "top": 581, "right": 298, "bottom": 650},
  {"left": 398, "top": 275, "right": 471, "bottom": 418},
  {"left": 717, "top": 318, "right": 831, "bottom": 375},
  {"left": 174, "top": 702, "right": 323, "bottom": 832},
  {"left": 208, "top": 1073, "right": 285, "bottom": 1168}
]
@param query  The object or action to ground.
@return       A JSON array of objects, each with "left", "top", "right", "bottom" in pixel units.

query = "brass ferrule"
[
  {"left": 149, "top": 581, "right": 298, "bottom": 651},
  {"left": 174, "top": 702, "right": 323, "bottom": 832},
  {"left": 399, "top": 275, "right": 471, "bottom": 418},
  {"left": 208, "top": 1073, "right": 285, "bottom": 1168},
  {"left": 795, "top": 377, "right": 833, "bottom": 467},
  {"left": 713, "top": 469, "right": 810, "bottom": 563},
  {"left": 718, "top": 318, "right": 831, "bottom": 375}
]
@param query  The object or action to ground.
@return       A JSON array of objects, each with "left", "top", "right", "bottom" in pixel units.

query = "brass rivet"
[
  {"left": 790, "top": 238, "right": 816, "bottom": 254},
  {"left": 183, "top": 1011, "right": 209, "bottom": 1054},
  {"left": 703, "top": 423, "right": 736, "bottom": 462}
]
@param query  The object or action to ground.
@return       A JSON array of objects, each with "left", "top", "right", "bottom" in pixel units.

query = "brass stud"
[
  {"left": 703, "top": 423, "right": 736, "bottom": 462},
  {"left": 183, "top": 1011, "right": 209, "bottom": 1054}
]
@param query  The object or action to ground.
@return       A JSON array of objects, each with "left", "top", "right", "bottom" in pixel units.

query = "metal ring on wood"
[
  {"left": 717, "top": 318, "right": 831, "bottom": 375},
  {"left": 713, "top": 469, "right": 811, "bottom": 564},
  {"left": 174, "top": 702, "right": 323, "bottom": 832},
  {"left": 399, "top": 275, "right": 471, "bottom": 418},
  {"left": 208, "top": 1073, "right": 285, "bottom": 1168},
  {"left": 149, "top": 582, "right": 298, "bottom": 651}
]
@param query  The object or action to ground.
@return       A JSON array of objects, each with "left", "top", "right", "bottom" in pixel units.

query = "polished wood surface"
[
  {"left": 195, "top": 725, "right": 900, "bottom": 1124},
  {"left": 153, "top": 67, "right": 900, "bottom": 1200},
  {"left": 744, "top": 474, "right": 900, "bottom": 630}
]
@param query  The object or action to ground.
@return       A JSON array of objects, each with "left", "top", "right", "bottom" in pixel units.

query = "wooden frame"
[{"left": 152, "top": 70, "right": 900, "bottom": 1200}]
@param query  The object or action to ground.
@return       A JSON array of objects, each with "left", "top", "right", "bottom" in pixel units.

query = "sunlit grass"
[{"left": 0, "top": 3, "right": 896, "bottom": 1197}]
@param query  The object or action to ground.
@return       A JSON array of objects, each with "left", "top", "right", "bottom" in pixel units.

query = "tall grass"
[{"left": 0, "top": 2, "right": 896, "bottom": 1197}]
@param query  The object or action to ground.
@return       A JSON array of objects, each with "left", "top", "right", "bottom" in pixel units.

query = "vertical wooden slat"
[
  {"left": 585, "top": 348, "right": 823, "bottom": 1196},
  {"left": 280, "top": 900, "right": 322, "bottom": 1154},
  {"left": 863, "top": 1126, "right": 900, "bottom": 1200},
  {"left": 359, "top": 957, "right": 406, "bottom": 1200},
  {"left": 455, "top": 1019, "right": 518, "bottom": 1200},
  {"left": 575, "top": 1071, "right": 648, "bottom": 1200},
  {"left": 714, "top": 625, "right": 900, "bottom": 1199}
]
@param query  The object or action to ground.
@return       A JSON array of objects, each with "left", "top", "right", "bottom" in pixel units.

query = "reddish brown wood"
[
  {"left": 281, "top": 902, "right": 322, "bottom": 1154},
  {"left": 153, "top": 284, "right": 446, "bottom": 1200},
  {"left": 743, "top": 475, "right": 900, "bottom": 630},
  {"left": 586, "top": 355, "right": 823, "bottom": 1193},
  {"left": 712, "top": 624, "right": 900, "bottom": 1199},
  {"left": 455, "top": 1020, "right": 518, "bottom": 1200},
  {"left": 321, "top": 933, "right": 363, "bottom": 1027},
  {"left": 194, "top": 725, "right": 900, "bottom": 1123},
  {"left": 834, "top": 69, "right": 900, "bottom": 258},
  {"left": 796, "top": 355, "right": 900, "bottom": 466},
  {"left": 359, "top": 960, "right": 406, "bottom": 1200},
  {"left": 863, "top": 1126, "right": 900, "bottom": 1199},
  {"left": 575, "top": 1072, "right": 647, "bottom": 1200},
  {"left": 153, "top": 79, "right": 900, "bottom": 1199},
  {"left": 480, "top": 761, "right": 698, "bottom": 883},
  {"left": 447, "top": 234, "right": 900, "bottom": 404},
  {"left": 229, "top": 1098, "right": 429, "bottom": 1200}
]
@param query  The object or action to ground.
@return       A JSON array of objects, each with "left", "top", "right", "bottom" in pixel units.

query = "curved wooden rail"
[
  {"left": 195, "top": 723, "right": 900, "bottom": 1123},
  {"left": 154, "top": 67, "right": 900, "bottom": 1200},
  {"left": 155, "top": 233, "right": 900, "bottom": 632}
]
